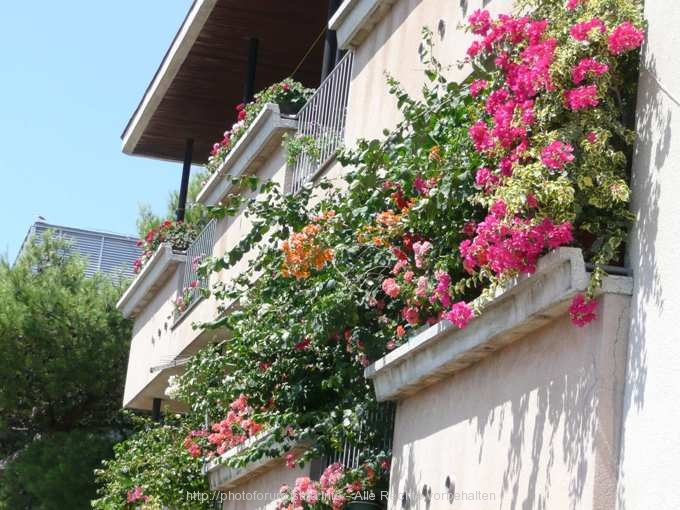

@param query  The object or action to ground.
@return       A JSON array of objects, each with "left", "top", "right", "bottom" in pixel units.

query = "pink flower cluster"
[
  {"left": 126, "top": 486, "right": 149, "bottom": 504},
  {"left": 571, "top": 58, "right": 609, "bottom": 84},
  {"left": 445, "top": 302, "right": 475, "bottom": 329},
  {"left": 569, "top": 293, "right": 598, "bottom": 326},
  {"left": 541, "top": 140, "right": 575, "bottom": 170},
  {"left": 459, "top": 205, "right": 573, "bottom": 277},
  {"left": 566, "top": 0, "right": 586, "bottom": 10},
  {"left": 570, "top": 18, "right": 606, "bottom": 41},
  {"left": 564, "top": 84, "right": 600, "bottom": 110},
  {"left": 183, "top": 394, "right": 262, "bottom": 459},
  {"left": 608, "top": 21, "right": 645, "bottom": 55},
  {"left": 277, "top": 464, "right": 348, "bottom": 510},
  {"left": 412, "top": 241, "right": 433, "bottom": 268}
]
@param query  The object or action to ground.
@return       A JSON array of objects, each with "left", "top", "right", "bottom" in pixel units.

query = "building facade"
[
  {"left": 17, "top": 219, "right": 140, "bottom": 279},
  {"left": 118, "top": 0, "right": 680, "bottom": 508}
]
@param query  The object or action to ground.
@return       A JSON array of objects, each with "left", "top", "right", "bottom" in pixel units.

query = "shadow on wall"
[
  {"left": 617, "top": 44, "right": 674, "bottom": 508},
  {"left": 388, "top": 311, "right": 622, "bottom": 510}
]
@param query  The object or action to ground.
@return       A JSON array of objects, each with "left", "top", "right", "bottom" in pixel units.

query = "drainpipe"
[
  {"left": 152, "top": 398, "right": 162, "bottom": 422},
  {"left": 176, "top": 138, "right": 193, "bottom": 222},
  {"left": 243, "top": 37, "right": 259, "bottom": 104},
  {"left": 321, "top": 0, "right": 342, "bottom": 81}
]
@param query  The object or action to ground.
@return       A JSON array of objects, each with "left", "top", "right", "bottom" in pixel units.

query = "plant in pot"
[
  {"left": 256, "top": 78, "right": 315, "bottom": 116},
  {"left": 331, "top": 454, "right": 391, "bottom": 510},
  {"left": 134, "top": 220, "right": 201, "bottom": 273}
]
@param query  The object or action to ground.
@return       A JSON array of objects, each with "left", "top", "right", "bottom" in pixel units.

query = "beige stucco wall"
[
  {"left": 220, "top": 463, "right": 311, "bottom": 510},
  {"left": 123, "top": 145, "right": 290, "bottom": 410},
  {"left": 123, "top": 267, "right": 182, "bottom": 409},
  {"left": 344, "top": 0, "right": 513, "bottom": 146},
  {"left": 389, "top": 293, "right": 630, "bottom": 510},
  {"left": 617, "top": 1, "right": 680, "bottom": 508}
]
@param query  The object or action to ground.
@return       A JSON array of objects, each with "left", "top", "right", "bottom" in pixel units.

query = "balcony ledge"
[
  {"left": 204, "top": 432, "right": 311, "bottom": 491},
  {"left": 329, "top": 0, "right": 398, "bottom": 49},
  {"left": 365, "top": 247, "right": 633, "bottom": 402},
  {"left": 116, "top": 244, "right": 186, "bottom": 319},
  {"left": 196, "top": 103, "right": 298, "bottom": 206}
]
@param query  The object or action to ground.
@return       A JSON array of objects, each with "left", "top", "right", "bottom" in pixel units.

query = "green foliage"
[
  {"left": 282, "top": 133, "right": 321, "bottom": 167},
  {"left": 92, "top": 419, "right": 209, "bottom": 510},
  {"left": 0, "top": 431, "right": 118, "bottom": 510},
  {"left": 0, "top": 232, "right": 133, "bottom": 508},
  {"left": 0, "top": 233, "right": 131, "bottom": 454}
]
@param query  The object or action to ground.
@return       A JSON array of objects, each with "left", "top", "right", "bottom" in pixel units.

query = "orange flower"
[
  {"left": 429, "top": 145, "right": 443, "bottom": 162},
  {"left": 281, "top": 221, "right": 333, "bottom": 279},
  {"left": 376, "top": 210, "right": 401, "bottom": 227}
]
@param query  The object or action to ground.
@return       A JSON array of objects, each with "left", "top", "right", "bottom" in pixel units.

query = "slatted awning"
[{"left": 122, "top": 0, "right": 327, "bottom": 164}]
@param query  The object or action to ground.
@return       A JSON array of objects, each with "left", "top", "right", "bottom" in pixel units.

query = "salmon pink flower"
[{"left": 382, "top": 278, "right": 401, "bottom": 298}]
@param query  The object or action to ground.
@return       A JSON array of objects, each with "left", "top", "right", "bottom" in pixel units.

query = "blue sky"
[{"left": 0, "top": 1, "right": 194, "bottom": 261}]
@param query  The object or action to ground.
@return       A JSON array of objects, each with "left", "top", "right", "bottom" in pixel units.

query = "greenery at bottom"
[{"left": 0, "top": 233, "right": 133, "bottom": 509}]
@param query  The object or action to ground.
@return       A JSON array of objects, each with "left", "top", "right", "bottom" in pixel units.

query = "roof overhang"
[{"left": 122, "top": 0, "right": 327, "bottom": 164}]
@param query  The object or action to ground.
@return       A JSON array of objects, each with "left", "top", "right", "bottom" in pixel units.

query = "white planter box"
[
  {"left": 203, "top": 432, "right": 311, "bottom": 491},
  {"left": 196, "top": 103, "right": 298, "bottom": 206},
  {"left": 116, "top": 243, "right": 186, "bottom": 319},
  {"left": 365, "top": 247, "right": 633, "bottom": 401}
]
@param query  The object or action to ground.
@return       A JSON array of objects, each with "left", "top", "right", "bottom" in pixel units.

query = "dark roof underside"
[{"left": 129, "top": 0, "right": 327, "bottom": 163}]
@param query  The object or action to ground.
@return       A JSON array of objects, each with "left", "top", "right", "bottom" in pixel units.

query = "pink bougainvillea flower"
[
  {"left": 566, "top": 0, "right": 586, "bottom": 9},
  {"left": 564, "top": 85, "right": 600, "bottom": 110},
  {"left": 468, "top": 9, "right": 491, "bottom": 35},
  {"left": 541, "top": 140, "right": 575, "bottom": 170},
  {"left": 526, "top": 193, "right": 539, "bottom": 209},
  {"left": 386, "top": 339, "right": 397, "bottom": 350},
  {"left": 569, "top": 294, "right": 598, "bottom": 326},
  {"left": 469, "top": 120, "right": 494, "bottom": 152},
  {"left": 489, "top": 199, "right": 507, "bottom": 217},
  {"left": 571, "top": 58, "right": 609, "bottom": 84},
  {"left": 608, "top": 21, "right": 645, "bottom": 55},
  {"left": 470, "top": 79, "right": 488, "bottom": 97},
  {"left": 381, "top": 278, "right": 401, "bottom": 298},
  {"left": 570, "top": 18, "right": 606, "bottom": 41},
  {"left": 446, "top": 301, "right": 474, "bottom": 329}
]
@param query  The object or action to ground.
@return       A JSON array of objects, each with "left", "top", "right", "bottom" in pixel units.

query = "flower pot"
[{"left": 278, "top": 101, "right": 302, "bottom": 116}]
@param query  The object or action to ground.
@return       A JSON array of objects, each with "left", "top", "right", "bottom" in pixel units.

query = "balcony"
[
  {"left": 117, "top": 244, "right": 186, "bottom": 319},
  {"left": 197, "top": 104, "right": 298, "bottom": 206},
  {"left": 290, "top": 51, "right": 354, "bottom": 193},
  {"left": 173, "top": 219, "right": 217, "bottom": 324},
  {"left": 329, "top": 0, "right": 398, "bottom": 50},
  {"left": 121, "top": 221, "right": 222, "bottom": 411}
]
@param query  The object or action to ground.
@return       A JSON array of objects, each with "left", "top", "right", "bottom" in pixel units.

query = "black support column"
[
  {"left": 176, "top": 138, "right": 193, "bottom": 222},
  {"left": 243, "top": 37, "right": 259, "bottom": 104},
  {"left": 321, "top": 0, "right": 342, "bottom": 81}
]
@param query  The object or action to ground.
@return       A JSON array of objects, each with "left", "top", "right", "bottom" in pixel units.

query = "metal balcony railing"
[
  {"left": 175, "top": 219, "right": 216, "bottom": 321},
  {"left": 321, "top": 402, "right": 396, "bottom": 469},
  {"left": 291, "top": 51, "right": 354, "bottom": 193}
]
